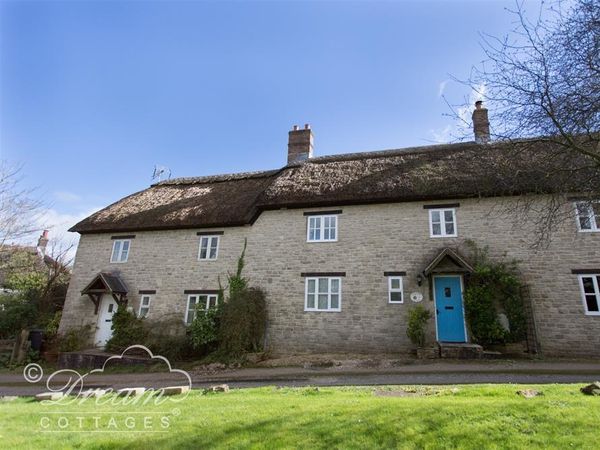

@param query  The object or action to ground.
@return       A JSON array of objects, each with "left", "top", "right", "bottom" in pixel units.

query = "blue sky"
[{"left": 0, "top": 0, "right": 541, "bottom": 248}]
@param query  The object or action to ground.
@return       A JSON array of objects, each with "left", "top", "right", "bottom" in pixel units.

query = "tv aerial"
[{"left": 152, "top": 165, "right": 172, "bottom": 182}]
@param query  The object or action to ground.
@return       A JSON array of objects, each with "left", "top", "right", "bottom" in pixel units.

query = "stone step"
[{"left": 438, "top": 342, "right": 483, "bottom": 359}]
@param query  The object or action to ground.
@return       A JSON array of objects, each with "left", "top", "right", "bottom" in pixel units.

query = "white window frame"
[
  {"left": 575, "top": 201, "right": 600, "bottom": 232},
  {"left": 306, "top": 215, "right": 338, "bottom": 243},
  {"left": 304, "top": 277, "right": 342, "bottom": 312},
  {"left": 429, "top": 208, "right": 457, "bottom": 238},
  {"left": 138, "top": 294, "right": 153, "bottom": 318},
  {"left": 185, "top": 293, "right": 219, "bottom": 325},
  {"left": 198, "top": 235, "right": 220, "bottom": 260},
  {"left": 388, "top": 276, "right": 404, "bottom": 304},
  {"left": 110, "top": 239, "right": 131, "bottom": 263},
  {"left": 578, "top": 275, "right": 600, "bottom": 316}
]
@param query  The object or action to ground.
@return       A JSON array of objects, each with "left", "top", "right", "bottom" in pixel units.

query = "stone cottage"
[{"left": 59, "top": 104, "right": 600, "bottom": 356}]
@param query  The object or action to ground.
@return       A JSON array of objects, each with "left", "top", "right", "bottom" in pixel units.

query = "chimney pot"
[
  {"left": 37, "top": 230, "right": 49, "bottom": 256},
  {"left": 472, "top": 102, "right": 490, "bottom": 143},
  {"left": 287, "top": 124, "right": 314, "bottom": 164}
]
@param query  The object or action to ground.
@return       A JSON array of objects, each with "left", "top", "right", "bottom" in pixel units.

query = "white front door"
[{"left": 95, "top": 295, "right": 118, "bottom": 347}]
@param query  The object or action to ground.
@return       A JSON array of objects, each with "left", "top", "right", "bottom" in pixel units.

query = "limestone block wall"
[{"left": 59, "top": 196, "right": 600, "bottom": 356}]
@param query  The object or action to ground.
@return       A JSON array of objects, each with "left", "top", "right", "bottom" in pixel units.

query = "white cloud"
[
  {"left": 429, "top": 83, "right": 487, "bottom": 143},
  {"left": 438, "top": 80, "right": 449, "bottom": 97},
  {"left": 54, "top": 191, "right": 82, "bottom": 203},
  {"left": 429, "top": 125, "right": 452, "bottom": 144}
]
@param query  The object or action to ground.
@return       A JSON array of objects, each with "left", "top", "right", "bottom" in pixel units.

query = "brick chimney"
[
  {"left": 37, "top": 230, "right": 49, "bottom": 256},
  {"left": 472, "top": 101, "right": 490, "bottom": 143},
  {"left": 287, "top": 124, "right": 314, "bottom": 164}
]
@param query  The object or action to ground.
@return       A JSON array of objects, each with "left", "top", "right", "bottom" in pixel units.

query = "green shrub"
[
  {"left": 0, "top": 294, "right": 37, "bottom": 339},
  {"left": 58, "top": 325, "right": 93, "bottom": 352},
  {"left": 105, "top": 306, "right": 148, "bottom": 353},
  {"left": 463, "top": 242, "right": 527, "bottom": 345},
  {"left": 406, "top": 305, "right": 431, "bottom": 347},
  {"left": 188, "top": 303, "right": 221, "bottom": 350},
  {"left": 219, "top": 287, "right": 267, "bottom": 356},
  {"left": 44, "top": 311, "right": 62, "bottom": 340}
]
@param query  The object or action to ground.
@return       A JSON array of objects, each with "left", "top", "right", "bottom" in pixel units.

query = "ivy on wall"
[{"left": 463, "top": 242, "right": 527, "bottom": 345}]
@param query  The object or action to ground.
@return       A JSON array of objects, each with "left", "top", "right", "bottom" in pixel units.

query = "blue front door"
[{"left": 434, "top": 276, "right": 467, "bottom": 342}]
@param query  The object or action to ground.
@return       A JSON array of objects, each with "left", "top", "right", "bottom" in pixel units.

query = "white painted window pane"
[
  {"left": 391, "top": 278, "right": 400, "bottom": 290},
  {"left": 577, "top": 203, "right": 593, "bottom": 229},
  {"left": 112, "top": 241, "right": 121, "bottom": 261},
  {"left": 120, "top": 241, "right": 129, "bottom": 261},
  {"left": 318, "top": 278, "right": 328, "bottom": 293},
  {"left": 432, "top": 223, "right": 441, "bottom": 235},
  {"left": 582, "top": 277, "right": 595, "bottom": 294},
  {"left": 585, "top": 295, "right": 599, "bottom": 312},
  {"left": 307, "top": 293, "right": 315, "bottom": 309},
  {"left": 140, "top": 307, "right": 149, "bottom": 318},
  {"left": 330, "top": 294, "right": 339, "bottom": 309},
  {"left": 307, "top": 279, "right": 316, "bottom": 294},
  {"left": 445, "top": 221, "right": 455, "bottom": 235},
  {"left": 208, "top": 295, "right": 217, "bottom": 308},
  {"left": 209, "top": 237, "right": 218, "bottom": 259},
  {"left": 331, "top": 278, "right": 339, "bottom": 294},
  {"left": 142, "top": 296, "right": 150, "bottom": 306},
  {"left": 318, "top": 294, "right": 328, "bottom": 309},
  {"left": 324, "top": 226, "right": 330, "bottom": 240},
  {"left": 593, "top": 204, "right": 600, "bottom": 224},
  {"left": 200, "top": 237, "right": 209, "bottom": 259},
  {"left": 444, "top": 210, "right": 453, "bottom": 222},
  {"left": 431, "top": 211, "right": 441, "bottom": 222},
  {"left": 390, "top": 292, "right": 402, "bottom": 302}
]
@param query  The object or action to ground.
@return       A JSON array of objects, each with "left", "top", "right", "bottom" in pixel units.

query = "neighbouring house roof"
[{"left": 70, "top": 139, "right": 600, "bottom": 234}]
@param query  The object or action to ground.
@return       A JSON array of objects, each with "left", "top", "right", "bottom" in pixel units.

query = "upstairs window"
[
  {"left": 429, "top": 208, "right": 457, "bottom": 238},
  {"left": 111, "top": 239, "right": 131, "bottom": 263},
  {"left": 388, "top": 276, "right": 404, "bottom": 303},
  {"left": 185, "top": 294, "right": 219, "bottom": 325},
  {"left": 305, "top": 277, "right": 341, "bottom": 311},
  {"left": 198, "top": 236, "right": 220, "bottom": 260},
  {"left": 576, "top": 201, "right": 599, "bottom": 232},
  {"left": 307, "top": 215, "right": 338, "bottom": 242},
  {"left": 138, "top": 295, "right": 152, "bottom": 318},
  {"left": 578, "top": 275, "right": 600, "bottom": 315}
]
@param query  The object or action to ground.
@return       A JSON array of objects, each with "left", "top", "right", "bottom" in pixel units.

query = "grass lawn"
[{"left": 0, "top": 384, "right": 598, "bottom": 449}]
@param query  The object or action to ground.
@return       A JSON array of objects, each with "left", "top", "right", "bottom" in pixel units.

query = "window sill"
[
  {"left": 109, "top": 260, "right": 128, "bottom": 264},
  {"left": 304, "top": 309, "right": 342, "bottom": 313},
  {"left": 584, "top": 311, "right": 600, "bottom": 316},
  {"left": 577, "top": 229, "right": 600, "bottom": 233},
  {"left": 306, "top": 240, "right": 338, "bottom": 243},
  {"left": 197, "top": 258, "right": 218, "bottom": 262},
  {"left": 388, "top": 301, "right": 404, "bottom": 304},
  {"left": 429, "top": 235, "right": 458, "bottom": 239}
]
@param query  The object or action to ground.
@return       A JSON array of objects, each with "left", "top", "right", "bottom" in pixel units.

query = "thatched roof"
[{"left": 70, "top": 139, "right": 599, "bottom": 234}]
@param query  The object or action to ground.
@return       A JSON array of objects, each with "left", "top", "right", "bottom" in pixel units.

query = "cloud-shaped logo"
[
  {"left": 26, "top": 345, "right": 193, "bottom": 405},
  {"left": 88, "top": 345, "right": 193, "bottom": 403}
]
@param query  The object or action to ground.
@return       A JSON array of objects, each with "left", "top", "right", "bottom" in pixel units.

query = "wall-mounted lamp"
[{"left": 416, "top": 273, "right": 424, "bottom": 286}]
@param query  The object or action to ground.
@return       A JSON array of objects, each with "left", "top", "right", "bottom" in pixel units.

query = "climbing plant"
[{"left": 463, "top": 242, "right": 527, "bottom": 345}]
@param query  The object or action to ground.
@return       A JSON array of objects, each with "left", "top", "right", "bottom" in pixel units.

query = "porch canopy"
[
  {"left": 423, "top": 247, "right": 474, "bottom": 277},
  {"left": 81, "top": 272, "right": 128, "bottom": 314}
]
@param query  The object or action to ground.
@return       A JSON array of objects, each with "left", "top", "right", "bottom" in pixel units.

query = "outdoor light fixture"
[{"left": 416, "top": 273, "right": 424, "bottom": 286}]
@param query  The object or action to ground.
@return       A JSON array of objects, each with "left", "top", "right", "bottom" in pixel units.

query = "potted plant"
[{"left": 406, "top": 305, "right": 435, "bottom": 358}]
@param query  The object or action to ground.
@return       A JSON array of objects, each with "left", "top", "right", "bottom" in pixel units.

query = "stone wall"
[{"left": 59, "top": 196, "right": 600, "bottom": 356}]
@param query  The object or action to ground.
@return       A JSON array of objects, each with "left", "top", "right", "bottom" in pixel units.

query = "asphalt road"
[{"left": 2, "top": 360, "right": 600, "bottom": 396}]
